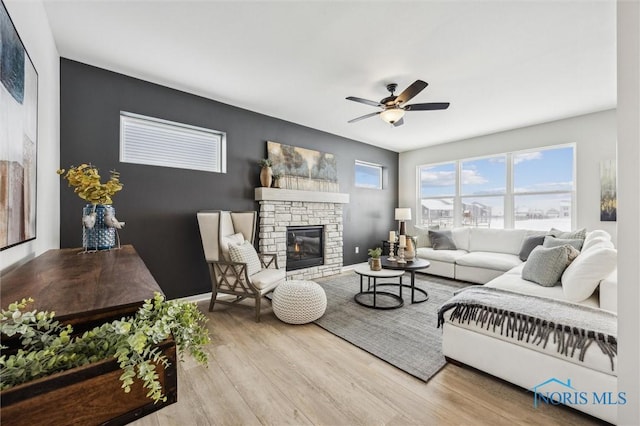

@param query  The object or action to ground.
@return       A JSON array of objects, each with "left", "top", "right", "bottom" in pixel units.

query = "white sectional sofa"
[{"left": 425, "top": 227, "right": 618, "bottom": 423}]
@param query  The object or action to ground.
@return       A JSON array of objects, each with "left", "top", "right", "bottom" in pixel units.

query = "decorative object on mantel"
[
  {"left": 57, "top": 164, "right": 124, "bottom": 252},
  {"left": 395, "top": 207, "right": 412, "bottom": 235},
  {"left": 0, "top": 2, "right": 38, "bottom": 251},
  {"left": 368, "top": 247, "right": 382, "bottom": 271},
  {"left": 272, "top": 172, "right": 282, "bottom": 188},
  {"left": 258, "top": 158, "right": 273, "bottom": 187},
  {"left": 267, "top": 141, "right": 339, "bottom": 192},
  {"left": 0, "top": 293, "right": 210, "bottom": 403}
]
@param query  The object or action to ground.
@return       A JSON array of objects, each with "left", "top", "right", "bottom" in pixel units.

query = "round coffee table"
[
  {"left": 380, "top": 257, "right": 431, "bottom": 303},
  {"left": 353, "top": 263, "right": 405, "bottom": 309}
]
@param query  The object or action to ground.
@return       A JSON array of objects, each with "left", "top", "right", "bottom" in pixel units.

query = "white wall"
[
  {"left": 617, "top": 0, "right": 640, "bottom": 423},
  {"left": 1, "top": 1, "right": 59, "bottom": 271},
  {"left": 399, "top": 109, "right": 617, "bottom": 242}
]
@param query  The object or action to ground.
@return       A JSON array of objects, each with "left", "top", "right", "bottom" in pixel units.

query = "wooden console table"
[{"left": 0, "top": 245, "right": 177, "bottom": 425}]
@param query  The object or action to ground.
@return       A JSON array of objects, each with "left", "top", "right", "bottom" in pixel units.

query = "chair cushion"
[
  {"left": 228, "top": 241, "right": 262, "bottom": 276},
  {"left": 455, "top": 251, "right": 522, "bottom": 272},
  {"left": 562, "top": 247, "right": 617, "bottom": 302},
  {"left": 250, "top": 268, "right": 286, "bottom": 291},
  {"left": 220, "top": 232, "right": 245, "bottom": 261},
  {"left": 522, "top": 246, "right": 570, "bottom": 287}
]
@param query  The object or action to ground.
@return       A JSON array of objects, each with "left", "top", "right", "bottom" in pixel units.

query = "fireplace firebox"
[{"left": 286, "top": 226, "right": 324, "bottom": 271}]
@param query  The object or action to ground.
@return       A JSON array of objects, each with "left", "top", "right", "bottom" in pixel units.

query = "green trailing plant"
[
  {"left": 368, "top": 247, "right": 382, "bottom": 259},
  {"left": 0, "top": 293, "right": 210, "bottom": 403},
  {"left": 258, "top": 158, "right": 272, "bottom": 168}
]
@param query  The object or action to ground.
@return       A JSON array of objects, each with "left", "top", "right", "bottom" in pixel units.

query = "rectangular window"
[
  {"left": 513, "top": 146, "right": 574, "bottom": 231},
  {"left": 355, "top": 160, "right": 383, "bottom": 189},
  {"left": 460, "top": 156, "right": 506, "bottom": 228},
  {"left": 120, "top": 112, "right": 226, "bottom": 173},
  {"left": 419, "top": 162, "right": 456, "bottom": 229},
  {"left": 416, "top": 144, "right": 575, "bottom": 231}
]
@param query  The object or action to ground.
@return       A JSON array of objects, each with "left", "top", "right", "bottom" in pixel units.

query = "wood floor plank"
[{"left": 131, "top": 299, "right": 604, "bottom": 426}]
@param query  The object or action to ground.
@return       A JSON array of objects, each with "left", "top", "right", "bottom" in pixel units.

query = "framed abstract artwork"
[
  {"left": 1, "top": 1, "right": 38, "bottom": 250},
  {"left": 600, "top": 160, "right": 616, "bottom": 222},
  {"left": 267, "top": 141, "right": 339, "bottom": 192}
]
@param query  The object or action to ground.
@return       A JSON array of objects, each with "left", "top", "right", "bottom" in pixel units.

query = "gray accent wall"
[{"left": 60, "top": 59, "right": 398, "bottom": 299}]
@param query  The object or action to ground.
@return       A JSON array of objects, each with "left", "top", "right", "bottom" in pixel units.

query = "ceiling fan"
[{"left": 346, "top": 80, "right": 449, "bottom": 127}]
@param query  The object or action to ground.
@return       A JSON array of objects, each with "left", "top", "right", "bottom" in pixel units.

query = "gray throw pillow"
[
  {"left": 428, "top": 230, "right": 457, "bottom": 250},
  {"left": 543, "top": 235, "right": 584, "bottom": 251},
  {"left": 549, "top": 228, "right": 586, "bottom": 240},
  {"left": 522, "top": 245, "right": 570, "bottom": 287},
  {"left": 518, "top": 235, "right": 546, "bottom": 261}
]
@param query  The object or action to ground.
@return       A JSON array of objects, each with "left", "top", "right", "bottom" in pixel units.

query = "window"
[
  {"left": 419, "top": 162, "right": 456, "bottom": 229},
  {"left": 461, "top": 156, "right": 506, "bottom": 228},
  {"left": 120, "top": 112, "right": 226, "bottom": 173},
  {"left": 355, "top": 160, "right": 383, "bottom": 189},
  {"left": 513, "top": 146, "right": 574, "bottom": 231},
  {"left": 416, "top": 144, "right": 575, "bottom": 231}
]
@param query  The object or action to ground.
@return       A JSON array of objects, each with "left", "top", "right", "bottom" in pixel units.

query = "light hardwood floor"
[{"left": 132, "top": 300, "right": 603, "bottom": 426}]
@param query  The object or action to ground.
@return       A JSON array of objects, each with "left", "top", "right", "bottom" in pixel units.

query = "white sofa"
[{"left": 426, "top": 228, "right": 618, "bottom": 423}]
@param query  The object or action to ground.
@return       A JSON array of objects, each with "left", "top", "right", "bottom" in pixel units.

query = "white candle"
[
  {"left": 389, "top": 231, "right": 396, "bottom": 242},
  {"left": 399, "top": 235, "right": 406, "bottom": 247}
]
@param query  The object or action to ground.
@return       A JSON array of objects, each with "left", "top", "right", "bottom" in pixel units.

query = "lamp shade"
[
  {"left": 395, "top": 208, "right": 412, "bottom": 221},
  {"left": 380, "top": 108, "right": 405, "bottom": 124}
]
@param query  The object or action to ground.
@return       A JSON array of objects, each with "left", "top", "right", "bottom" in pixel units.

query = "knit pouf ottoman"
[{"left": 272, "top": 280, "right": 327, "bottom": 324}]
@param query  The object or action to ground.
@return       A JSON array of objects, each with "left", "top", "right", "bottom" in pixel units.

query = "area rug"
[{"left": 313, "top": 272, "right": 468, "bottom": 382}]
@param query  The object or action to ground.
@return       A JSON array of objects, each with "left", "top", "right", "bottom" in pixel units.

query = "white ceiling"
[{"left": 42, "top": 0, "right": 616, "bottom": 153}]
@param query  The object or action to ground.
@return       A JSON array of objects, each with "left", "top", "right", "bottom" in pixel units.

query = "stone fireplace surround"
[{"left": 255, "top": 188, "right": 350, "bottom": 280}]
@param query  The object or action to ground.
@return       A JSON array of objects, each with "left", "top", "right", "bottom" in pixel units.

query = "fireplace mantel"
[{"left": 254, "top": 187, "right": 350, "bottom": 204}]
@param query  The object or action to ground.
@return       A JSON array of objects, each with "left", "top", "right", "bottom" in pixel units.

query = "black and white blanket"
[{"left": 437, "top": 286, "right": 617, "bottom": 371}]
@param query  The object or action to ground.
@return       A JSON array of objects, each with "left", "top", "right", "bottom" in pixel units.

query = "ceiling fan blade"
[
  {"left": 392, "top": 117, "right": 404, "bottom": 127},
  {"left": 348, "top": 111, "right": 381, "bottom": 123},
  {"left": 395, "top": 80, "right": 428, "bottom": 105},
  {"left": 346, "top": 96, "right": 383, "bottom": 107},
  {"left": 404, "top": 102, "right": 450, "bottom": 111}
]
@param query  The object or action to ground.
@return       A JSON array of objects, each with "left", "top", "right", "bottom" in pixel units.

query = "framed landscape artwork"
[
  {"left": 267, "top": 141, "right": 339, "bottom": 192},
  {"left": 0, "top": 1, "right": 38, "bottom": 250}
]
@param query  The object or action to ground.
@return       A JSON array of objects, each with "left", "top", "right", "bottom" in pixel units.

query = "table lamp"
[{"left": 395, "top": 208, "right": 412, "bottom": 236}]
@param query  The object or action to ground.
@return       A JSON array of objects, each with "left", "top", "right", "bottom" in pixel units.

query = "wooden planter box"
[
  {"left": 0, "top": 246, "right": 177, "bottom": 425},
  {"left": 0, "top": 339, "right": 177, "bottom": 426}
]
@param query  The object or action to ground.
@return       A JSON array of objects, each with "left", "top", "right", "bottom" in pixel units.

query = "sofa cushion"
[
  {"left": 484, "top": 272, "right": 599, "bottom": 308},
  {"left": 455, "top": 251, "right": 522, "bottom": 272},
  {"left": 416, "top": 247, "right": 468, "bottom": 263},
  {"left": 562, "top": 247, "right": 617, "bottom": 302},
  {"left": 585, "top": 229, "right": 612, "bottom": 245},
  {"left": 542, "top": 235, "right": 584, "bottom": 251},
  {"left": 550, "top": 227, "right": 586, "bottom": 240},
  {"left": 468, "top": 228, "right": 527, "bottom": 255},
  {"left": 518, "top": 235, "right": 546, "bottom": 261},
  {"left": 429, "top": 230, "right": 457, "bottom": 250},
  {"left": 451, "top": 228, "right": 470, "bottom": 251},
  {"left": 228, "top": 240, "right": 262, "bottom": 276},
  {"left": 522, "top": 246, "right": 570, "bottom": 287},
  {"left": 582, "top": 236, "right": 614, "bottom": 252}
]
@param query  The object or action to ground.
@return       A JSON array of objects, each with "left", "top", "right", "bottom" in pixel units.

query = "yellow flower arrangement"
[{"left": 57, "top": 164, "right": 123, "bottom": 205}]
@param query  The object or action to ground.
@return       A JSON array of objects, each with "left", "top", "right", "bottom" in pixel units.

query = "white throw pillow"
[
  {"left": 220, "top": 232, "right": 245, "bottom": 261},
  {"left": 228, "top": 240, "right": 262, "bottom": 276},
  {"left": 582, "top": 236, "right": 614, "bottom": 252},
  {"left": 561, "top": 247, "right": 617, "bottom": 302},
  {"left": 584, "top": 230, "right": 612, "bottom": 244}
]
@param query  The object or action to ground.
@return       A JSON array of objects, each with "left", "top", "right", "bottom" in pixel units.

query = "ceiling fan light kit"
[
  {"left": 380, "top": 108, "right": 405, "bottom": 125},
  {"left": 346, "top": 79, "right": 450, "bottom": 127}
]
